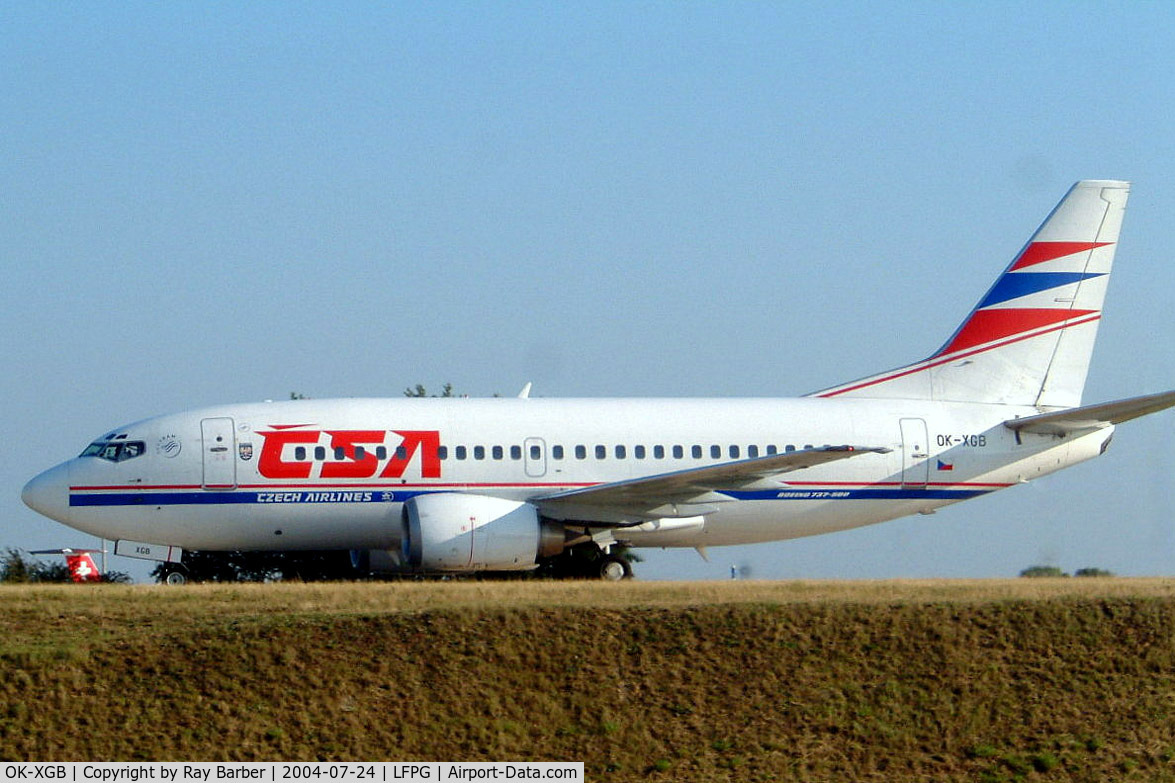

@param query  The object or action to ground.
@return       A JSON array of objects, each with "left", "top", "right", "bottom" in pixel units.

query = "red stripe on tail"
[
  {"left": 936, "top": 308, "right": 1096, "bottom": 357},
  {"left": 1010, "top": 241, "right": 1112, "bottom": 271}
]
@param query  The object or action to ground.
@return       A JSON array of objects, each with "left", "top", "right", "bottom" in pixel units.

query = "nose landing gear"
[{"left": 157, "top": 563, "right": 189, "bottom": 585}]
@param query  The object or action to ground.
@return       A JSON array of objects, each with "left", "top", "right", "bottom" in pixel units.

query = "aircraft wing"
[
  {"left": 1004, "top": 389, "right": 1175, "bottom": 435},
  {"left": 533, "top": 445, "right": 890, "bottom": 519}
]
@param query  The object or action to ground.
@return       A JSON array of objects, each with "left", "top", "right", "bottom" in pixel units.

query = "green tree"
[
  {"left": 152, "top": 550, "right": 357, "bottom": 583},
  {"left": 1074, "top": 567, "right": 1115, "bottom": 577},
  {"left": 1019, "top": 565, "right": 1068, "bottom": 578},
  {"left": 0, "top": 548, "right": 31, "bottom": 583},
  {"left": 404, "top": 383, "right": 454, "bottom": 398}
]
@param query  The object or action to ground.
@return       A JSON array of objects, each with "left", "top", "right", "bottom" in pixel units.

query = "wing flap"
[{"left": 1004, "top": 389, "right": 1175, "bottom": 435}]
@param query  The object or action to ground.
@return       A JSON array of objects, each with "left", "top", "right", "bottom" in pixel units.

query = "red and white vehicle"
[{"left": 30, "top": 548, "right": 104, "bottom": 583}]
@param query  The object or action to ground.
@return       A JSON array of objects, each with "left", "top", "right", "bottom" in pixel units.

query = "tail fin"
[
  {"left": 814, "top": 180, "right": 1130, "bottom": 407},
  {"left": 64, "top": 552, "right": 102, "bottom": 582}
]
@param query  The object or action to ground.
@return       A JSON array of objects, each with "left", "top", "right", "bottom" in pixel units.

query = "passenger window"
[
  {"left": 615, "top": 445, "right": 626, "bottom": 459},
  {"left": 531, "top": 445, "right": 542, "bottom": 460},
  {"left": 474, "top": 446, "right": 486, "bottom": 460},
  {"left": 492, "top": 446, "right": 503, "bottom": 460},
  {"left": 511, "top": 445, "right": 522, "bottom": 460},
  {"left": 314, "top": 446, "right": 326, "bottom": 461},
  {"left": 634, "top": 445, "right": 646, "bottom": 459},
  {"left": 456, "top": 446, "right": 467, "bottom": 460},
  {"left": 748, "top": 445, "right": 759, "bottom": 458},
  {"left": 767, "top": 445, "right": 777, "bottom": 455},
  {"left": 595, "top": 445, "right": 606, "bottom": 459},
  {"left": 334, "top": 447, "right": 346, "bottom": 461},
  {"left": 438, "top": 446, "right": 448, "bottom": 460},
  {"left": 377, "top": 446, "right": 388, "bottom": 460},
  {"left": 552, "top": 445, "right": 564, "bottom": 460},
  {"left": 673, "top": 445, "right": 684, "bottom": 459},
  {"left": 654, "top": 445, "right": 665, "bottom": 459},
  {"left": 729, "top": 445, "right": 740, "bottom": 459},
  {"left": 786, "top": 445, "right": 796, "bottom": 452},
  {"left": 295, "top": 447, "right": 307, "bottom": 461},
  {"left": 576, "top": 445, "right": 587, "bottom": 460},
  {"left": 355, "top": 446, "right": 366, "bottom": 460},
  {"left": 692, "top": 445, "right": 702, "bottom": 459},
  {"left": 710, "top": 445, "right": 721, "bottom": 459}
]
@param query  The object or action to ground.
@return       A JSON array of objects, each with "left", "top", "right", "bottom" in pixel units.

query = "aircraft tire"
[
  {"left": 598, "top": 554, "right": 632, "bottom": 581},
  {"left": 162, "top": 566, "right": 188, "bottom": 586}
]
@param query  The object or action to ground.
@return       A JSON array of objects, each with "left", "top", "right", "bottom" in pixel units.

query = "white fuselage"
[
  {"left": 29, "top": 396, "right": 1112, "bottom": 554},
  {"left": 21, "top": 181, "right": 1149, "bottom": 573}
]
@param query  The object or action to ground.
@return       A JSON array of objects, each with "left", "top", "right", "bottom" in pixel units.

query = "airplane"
[
  {"left": 22, "top": 180, "right": 1175, "bottom": 582},
  {"left": 29, "top": 548, "right": 104, "bottom": 583}
]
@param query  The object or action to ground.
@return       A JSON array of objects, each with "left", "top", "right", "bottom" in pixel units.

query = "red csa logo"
[{"left": 257, "top": 425, "right": 441, "bottom": 480}]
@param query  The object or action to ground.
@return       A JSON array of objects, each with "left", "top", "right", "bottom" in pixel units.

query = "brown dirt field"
[{"left": 4, "top": 580, "right": 1175, "bottom": 781}]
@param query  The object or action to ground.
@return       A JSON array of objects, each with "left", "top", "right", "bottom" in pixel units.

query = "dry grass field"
[{"left": 5, "top": 579, "right": 1175, "bottom": 781}]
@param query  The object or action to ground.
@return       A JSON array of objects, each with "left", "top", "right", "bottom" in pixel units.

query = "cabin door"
[
  {"left": 900, "top": 418, "right": 929, "bottom": 489},
  {"left": 201, "top": 417, "right": 237, "bottom": 489}
]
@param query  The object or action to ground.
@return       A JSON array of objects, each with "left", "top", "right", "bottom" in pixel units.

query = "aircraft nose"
[{"left": 22, "top": 462, "right": 72, "bottom": 524}]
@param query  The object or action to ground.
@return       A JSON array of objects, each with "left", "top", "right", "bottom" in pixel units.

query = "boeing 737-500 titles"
[{"left": 22, "top": 180, "right": 1175, "bottom": 581}]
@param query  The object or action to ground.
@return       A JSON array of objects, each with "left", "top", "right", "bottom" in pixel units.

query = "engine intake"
[{"left": 402, "top": 494, "right": 564, "bottom": 571}]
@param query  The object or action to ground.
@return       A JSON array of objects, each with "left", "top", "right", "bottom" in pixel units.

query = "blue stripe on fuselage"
[
  {"left": 71, "top": 490, "right": 402, "bottom": 507},
  {"left": 70, "top": 486, "right": 992, "bottom": 507},
  {"left": 720, "top": 487, "right": 991, "bottom": 501}
]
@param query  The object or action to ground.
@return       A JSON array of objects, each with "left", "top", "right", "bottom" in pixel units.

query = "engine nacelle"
[{"left": 402, "top": 494, "right": 564, "bottom": 571}]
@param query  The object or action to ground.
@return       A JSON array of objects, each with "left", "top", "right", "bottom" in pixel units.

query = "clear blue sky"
[{"left": 5, "top": 2, "right": 1175, "bottom": 581}]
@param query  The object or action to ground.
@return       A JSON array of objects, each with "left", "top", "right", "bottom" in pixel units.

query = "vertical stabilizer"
[{"left": 814, "top": 180, "right": 1130, "bottom": 407}]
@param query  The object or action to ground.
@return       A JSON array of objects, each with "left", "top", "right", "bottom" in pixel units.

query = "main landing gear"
[
  {"left": 538, "top": 542, "right": 635, "bottom": 580},
  {"left": 598, "top": 552, "right": 633, "bottom": 581}
]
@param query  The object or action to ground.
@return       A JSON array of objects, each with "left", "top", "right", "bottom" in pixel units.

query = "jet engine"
[{"left": 401, "top": 494, "right": 565, "bottom": 571}]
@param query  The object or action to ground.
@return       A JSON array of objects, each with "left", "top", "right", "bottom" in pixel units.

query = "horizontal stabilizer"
[
  {"left": 1004, "top": 389, "right": 1175, "bottom": 435},
  {"left": 535, "top": 445, "right": 890, "bottom": 514},
  {"left": 29, "top": 548, "right": 106, "bottom": 555}
]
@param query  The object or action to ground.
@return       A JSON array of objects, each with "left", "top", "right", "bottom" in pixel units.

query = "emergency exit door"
[{"left": 524, "top": 437, "right": 547, "bottom": 478}]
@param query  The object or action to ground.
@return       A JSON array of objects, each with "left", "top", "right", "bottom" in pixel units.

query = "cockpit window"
[{"left": 80, "top": 440, "right": 146, "bottom": 463}]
